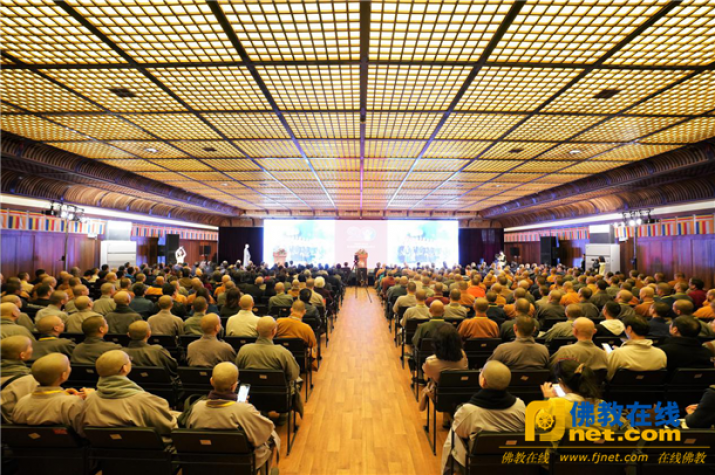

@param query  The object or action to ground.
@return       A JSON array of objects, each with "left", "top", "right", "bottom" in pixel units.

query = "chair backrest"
[
  {"left": 177, "top": 367, "right": 213, "bottom": 388},
  {"left": 509, "top": 370, "right": 551, "bottom": 387},
  {"left": 594, "top": 336, "right": 622, "bottom": 348},
  {"left": 224, "top": 336, "right": 257, "bottom": 352},
  {"left": 463, "top": 338, "right": 502, "bottom": 353},
  {"left": 179, "top": 335, "right": 201, "bottom": 348},
  {"left": 274, "top": 337, "right": 307, "bottom": 355},
  {"left": 404, "top": 317, "right": 425, "bottom": 336},
  {"left": 435, "top": 370, "right": 482, "bottom": 413},
  {"left": 127, "top": 366, "right": 173, "bottom": 385},
  {"left": 2, "top": 425, "right": 83, "bottom": 448},
  {"left": 541, "top": 318, "right": 567, "bottom": 331},
  {"left": 438, "top": 370, "right": 481, "bottom": 388},
  {"left": 549, "top": 338, "right": 577, "bottom": 354},
  {"left": 147, "top": 335, "right": 178, "bottom": 348},
  {"left": 444, "top": 317, "right": 463, "bottom": 327},
  {"left": 105, "top": 333, "right": 131, "bottom": 346},
  {"left": 609, "top": 369, "right": 668, "bottom": 385},
  {"left": 668, "top": 367, "right": 715, "bottom": 386},
  {"left": 236, "top": 369, "right": 288, "bottom": 387},
  {"left": 470, "top": 432, "right": 550, "bottom": 455},
  {"left": 60, "top": 332, "right": 85, "bottom": 343},
  {"left": 418, "top": 338, "right": 435, "bottom": 353},
  {"left": 557, "top": 430, "right": 636, "bottom": 452},
  {"left": 84, "top": 427, "right": 165, "bottom": 450},
  {"left": 66, "top": 364, "right": 100, "bottom": 383},
  {"left": 172, "top": 429, "right": 252, "bottom": 454}
]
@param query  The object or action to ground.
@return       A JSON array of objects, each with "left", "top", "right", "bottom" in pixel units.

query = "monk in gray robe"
[
  {"left": 70, "top": 316, "right": 122, "bottom": 365},
  {"left": 0, "top": 335, "right": 38, "bottom": 423},
  {"left": 1, "top": 296, "right": 35, "bottom": 333},
  {"left": 148, "top": 296, "right": 184, "bottom": 336},
  {"left": 183, "top": 297, "right": 208, "bottom": 336},
  {"left": 65, "top": 296, "right": 102, "bottom": 334},
  {"left": 33, "top": 315, "right": 76, "bottom": 359},
  {"left": 80, "top": 350, "right": 177, "bottom": 436},
  {"left": 187, "top": 314, "right": 236, "bottom": 367},
  {"left": 104, "top": 292, "right": 142, "bottom": 335},
  {"left": 0, "top": 302, "right": 36, "bottom": 341},
  {"left": 13, "top": 353, "right": 93, "bottom": 434},
  {"left": 186, "top": 362, "right": 279, "bottom": 469},
  {"left": 124, "top": 321, "right": 178, "bottom": 379}
]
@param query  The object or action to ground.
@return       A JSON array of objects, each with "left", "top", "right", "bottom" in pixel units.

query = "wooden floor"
[{"left": 276, "top": 287, "right": 446, "bottom": 475}]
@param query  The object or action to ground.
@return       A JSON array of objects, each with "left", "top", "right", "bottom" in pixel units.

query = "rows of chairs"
[{"left": 3, "top": 425, "right": 275, "bottom": 475}]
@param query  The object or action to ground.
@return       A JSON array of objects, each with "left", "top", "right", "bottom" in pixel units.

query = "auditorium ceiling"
[{"left": 2, "top": 0, "right": 715, "bottom": 220}]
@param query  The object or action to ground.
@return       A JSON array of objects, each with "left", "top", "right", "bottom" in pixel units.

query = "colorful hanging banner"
[
  {"left": 607, "top": 215, "right": 714, "bottom": 239},
  {"left": 504, "top": 226, "right": 590, "bottom": 243},
  {"left": 131, "top": 224, "right": 218, "bottom": 241}
]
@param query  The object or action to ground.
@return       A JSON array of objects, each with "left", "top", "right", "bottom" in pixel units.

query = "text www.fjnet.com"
[{"left": 559, "top": 453, "right": 648, "bottom": 464}]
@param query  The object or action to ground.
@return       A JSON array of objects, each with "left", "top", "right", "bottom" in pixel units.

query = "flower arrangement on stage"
[
  {"left": 273, "top": 247, "right": 287, "bottom": 256},
  {"left": 356, "top": 249, "right": 368, "bottom": 256}
]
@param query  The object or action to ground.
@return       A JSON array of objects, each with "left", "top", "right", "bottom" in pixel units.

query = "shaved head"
[
  {"left": 128, "top": 320, "right": 150, "bottom": 340},
  {"left": 36, "top": 315, "right": 64, "bottom": 334},
  {"left": 158, "top": 295, "right": 173, "bottom": 310},
  {"left": 31, "top": 353, "right": 70, "bottom": 386},
  {"left": 275, "top": 282, "right": 285, "bottom": 293},
  {"left": 211, "top": 362, "right": 239, "bottom": 393},
  {"left": 74, "top": 296, "right": 91, "bottom": 311},
  {"left": 239, "top": 295, "right": 254, "bottom": 310},
  {"left": 429, "top": 300, "right": 444, "bottom": 317},
  {"left": 82, "top": 316, "right": 107, "bottom": 337},
  {"left": 114, "top": 291, "right": 130, "bottom": 305},
  {"left": 0, "top": 302, "right": 20, "bottom": 320},
  {"left": 257, "top": 316, "right": 277, "bottom": 338},
  {"left": 415, "top": 290, "right": 427, "bottom": 303},
  {"left": 573, "top": 317, "right": 596, "bottom": 339},
  {"left": 1, "top": 335, "right": 33, "bottom": 360},
  {"left": 480, "top": 361, "right": 511, "bottom": 391},
  {"left": 200, "top": 313, "right": 221, "bottom": 334},
  {"left": 96, "top": 350, "right": 130, "bottom": 377}
]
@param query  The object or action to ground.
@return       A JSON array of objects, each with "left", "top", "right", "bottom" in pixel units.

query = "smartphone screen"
[
  {"left": 601, "top": 343, "right": 613, "bottom": 354},
  {"left": 553, "top": 383, "right": 566, "bottom": 398},
  {"left": 237, "top": 384, "right": 250, "bottom": 403}
]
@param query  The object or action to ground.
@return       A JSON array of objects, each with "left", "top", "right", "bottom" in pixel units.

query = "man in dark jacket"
[
  {"left": 104, "top": 292, "right": 143, "bottom": 335},
  {"left": 659, "top": 315, "right": 712, "bottom": 372},
  {"left": 686, "top": 385, "right": 715, "bottom": 428},
  {"left": 129, "top": 283, "right": 154, "bottom": 319}
]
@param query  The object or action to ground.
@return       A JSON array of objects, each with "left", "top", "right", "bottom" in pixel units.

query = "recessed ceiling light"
[
  {"left": 569, "top": 149, "right": 582, "bottom": 155},
  {"left": 221, "top": 183, "right": 229, "bottom": 186},
  {"left": 144, "top": 147, "right": 159, "bottom": 153},
  {"left": 508, "top": 148, "right": 523, "bottom": 154},
  {"left": 108, "top": 87, "right": 136, "bottom": 98},
  {"left": 593, "top": 89, "right": 621, "bottom": 99},
  {"left": 495, "top": 184, "right": 504, "bottom": 188},
  {"left": 203, "top": 147, "right": 217, "bottom": 152}
]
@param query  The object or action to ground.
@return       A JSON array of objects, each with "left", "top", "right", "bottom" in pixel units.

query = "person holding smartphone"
[{"left": 185, "top": 362, "right": 279, "bottom": 470}]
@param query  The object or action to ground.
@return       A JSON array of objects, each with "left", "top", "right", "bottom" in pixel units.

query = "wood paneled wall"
[
  {"left": 1, "top": 229, "right": 217, "bottom": 275},
  {"left": 509, "top": 235, "right": 715, "bottom": 289}
]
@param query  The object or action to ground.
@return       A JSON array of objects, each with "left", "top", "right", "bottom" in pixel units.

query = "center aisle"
[{"left": 280, "top": 287, "right": 445, "bottom": 475}]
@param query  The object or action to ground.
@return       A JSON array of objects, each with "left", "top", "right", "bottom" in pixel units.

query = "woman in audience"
[
  {"left": 219, "top": 288, "right": 241, "bottom": 319},
  {"left": 421, "top": 324, "right": 468, "bottom": 425}
]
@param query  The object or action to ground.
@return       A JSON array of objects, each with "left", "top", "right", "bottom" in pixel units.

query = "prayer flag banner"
[{"left": 505, "top": 227, "right": 589, "bottom": 243}]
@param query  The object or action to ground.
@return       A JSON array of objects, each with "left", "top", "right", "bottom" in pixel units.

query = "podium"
[{"left": 273, "top": 251, "right": 287, "bottom": 266}]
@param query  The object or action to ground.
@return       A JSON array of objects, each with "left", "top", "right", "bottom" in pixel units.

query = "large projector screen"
[{"left": 263, "top": 220, "right": 458, "bottom": 267}]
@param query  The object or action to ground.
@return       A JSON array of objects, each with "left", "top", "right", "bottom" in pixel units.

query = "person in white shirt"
[
  {"left": 226, "top": 295, "right": 260, "bottom": 337},
  {"left": 606, "top": 316, "right": 667, "bottom": 380}
]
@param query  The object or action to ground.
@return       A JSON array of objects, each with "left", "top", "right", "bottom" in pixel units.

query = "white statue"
[
  {"left": 175, "top": 246, "right": 186, "bottom": 264},
  {"left": 243, "top": 244, "right": 251, "bottom": 266}
]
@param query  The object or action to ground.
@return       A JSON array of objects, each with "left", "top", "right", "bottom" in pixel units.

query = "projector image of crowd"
[{"left": 1, "top": 258, "right": 714, "bottom": 474}]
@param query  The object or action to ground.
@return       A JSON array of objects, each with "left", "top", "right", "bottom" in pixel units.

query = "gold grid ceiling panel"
[
  {"left": 124, "top": 114, "right": 221, "bottom": 140},
  {"left": 301, "top": 140, "right": 360, "bottom": 158},
  {"left": 591, "top": 143, "right": 682, "bottom": 161},
  {"left": 414, "top": 159, "right": 468, "bottom": 172},
  {"left": 40, "top": 68, "right": 187, "bottom": 113},
  {"left": 46, "top": 141, "right": 135, "bottom": 159},
  {"left": 225, "top": 171, "right": 274, "bottom": 181},
  {"left": 363, "top": 159, "right": 413, "bottom": 171},
  {"left": 642, "top": 117, "right": 715, "bottom": 144},
  {"left": 368, "top": 64, "right": 472, "bottom": 111},
  {"left": 202, "top": 113, "right": 290, "bottom": 139},
  {"left": 52, "top": 115, "right": 153, "bottom": 141},
  {"left": 456, "top": 67, "right": 584, "bottom": 112},
  {"left": 492, "top": 173, "right": 546, "bottom": 183},
  {"left": 437, "top": 113, "right": 526, "bottom": 140},
  {"left": 369, "top": 1, "right": 514, "bottom": 61},
  {"left": 514, "top": 160, "right": 578, "bottom": 173},
  {"left": 150, "top": 67, "right": 271, "bottom": 111},
  {"left": 220, "top": 1, "right": 360, "bottom": 61},
  {"left": 605, "top": 1, "right": 715, "bottom": 66},
  {"left": 67, "top": 0, "right": 241, "bottom": 63},
  {"left": 573, "top": 115, "right": 688, "bottom": 142},
  {"left": 311, "top": 159, "right": 361, "bottom": 171},
  {"left": 481, "top": 141, "right": 559, "bottom": 159},
  {"left": 366, "top": 112, "right": 443, "bottom": 140},
  {"left": 285, "top": 113, "right": 360, "bottom": 139},
  {"left": 423, "top": 140, "right": 491, "bottom": 159},
  {"left": 629, "top": 70, "right": 715, "bottom": 116},
  {"left": 566, "top": 160, "right": 631, "bottom": 174},
  {"left": 1, "top": 69, "right": 100, "bottom": 112},
  {"left": 202, "top": 159, "right": 262, "bottom": 172},
  {"left": 464, "top": 159, "right": 523, "bottom": 173},
  {"left": 539, "top": 142, "right": 617, "bottom": 160},
  {"left": 453, "top": 172, "right": 501, "bottom": 182},
  {"left": 543, "top": 69, "right": 693, "bottom": 114},
  {"left": 98, "top": 159, "right": 166, "bottom": 172},
  {"left": 534, "top": 174, "right": 589, "bottom": 184},
  {"left": 0, "top": 115, "right": 85, "bottom": 142},
  {"left": 235, "top": 140, "right": 300, "bottom": 158},
  {"left": 108, "top": 141, "right": 189, "bottom": 159},
  {"left": 0, "top": 0, "right": 127, "bottom": 64},
  {"left": 148, "top": 159, "right": 213, "bottom": 171},
  {"left": 491, "top": 1, "right": 667, "bottom": 64},
  {"left": 364, "top": 140, "right": 426, "bottom": 158},
  {"left": 257, "top": 65, "right": 360, "bottom": 110},
  {"left": 169, "top": 140, "right": 242, "bottom": 158},
  {"left": 255, "top": 159, "right": 311, "bottom": 171},
  {"left": 505, "top": 114, "right": 605, "bottom": 141}
]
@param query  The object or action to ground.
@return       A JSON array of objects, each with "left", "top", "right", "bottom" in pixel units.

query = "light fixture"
[
  {"left": 108, "top": 87, "right": 137, "bottom": 98},
  {"left": 569, "top": 149, "right": 582, "bottom": 155},
  {"left": 594, "top": 89, "right": 621, "bottom": 99},
  {"left": 144, "top": 147, "right": 159, "bottom": 153}
]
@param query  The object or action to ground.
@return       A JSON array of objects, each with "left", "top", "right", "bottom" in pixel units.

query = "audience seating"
[
  {"left": 425, "top": 370, "right": 481, "bottom": 454},
  {"left": 463, "top": 338, "right": 502, "bottom": 369},
  {"left": 463, "top": 432, "right": 550, "bottom": 475},
  {"left": 606, "top": 369, "right": 668, "bottom": 406},
  {"left": 549, "top": 337, "right": 577, "bottom": 354},
  {"left": 665, "top": 368, "right": 715, "bottom": 415},
  {"left": 177, "top": 366, "right": 213, "bottom": 400},
  {"left": 224, "top": 336, "right": 258, "bottom": 353},
  {"left": 83, "top": 427, "right": 175, "bottom": 475},
  {"left": 541, "top": 318, "right": 567, "bottom": 331},
  {"left": 63, "top": 364, "right": 100, "bottom": 388},
  {"left": 1, "top": 425, "right": 92, "bottom": 475},
  {"left": 274, "top": 337, "right": 313, "bottom": 401},
  {"left": 411, "top": 338, "right": 436, "bottom": 399},
  {"left": 127, "top": 366, "right": 177, "bottom": 406},
  {"left": 60, "top": 332, "right": 86, "bottom": 343},
  {"left": 593, "top": 336, "right": 623, "bottom": 348},
  {"left": 401, "top": 318, "right": 427, "bottom": 368},
  {"left": 507, "top": 370, "right": 551, "bottom": 404},
  {"left": 236, "top": 369, "right": 298, "bottom": 455},
  {"left": 105, "top": 334, "right": 131, "bottom": 346},
  {"left": 172, "top": 429, "right": 265, "bottom": 475}
]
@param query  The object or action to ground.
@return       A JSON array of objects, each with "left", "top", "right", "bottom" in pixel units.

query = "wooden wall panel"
[
  {"left": 509, "top": 240, "right": 587, "bottom": 268},
  {"left": 181, "top": 240, "right": 217, "bottom": 265}
]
